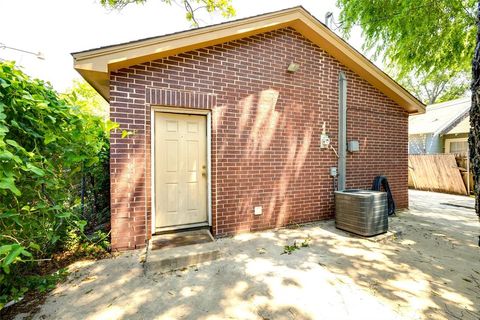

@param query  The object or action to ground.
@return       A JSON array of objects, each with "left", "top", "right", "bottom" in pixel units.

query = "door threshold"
[
  {"left": 155, "top": 222, "right": 209, "bottom": 235},
  {"left": 149, "top": 228, "right": 214, "bottom": 251}
]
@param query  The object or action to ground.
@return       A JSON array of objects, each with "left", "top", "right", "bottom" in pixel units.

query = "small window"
[{"left": 447, "top": 140, "right": 468, "bottom": 154}]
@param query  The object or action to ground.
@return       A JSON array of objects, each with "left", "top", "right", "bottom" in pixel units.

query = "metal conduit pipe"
[{"left": 338, "top": 71, "right": 347, "bottom": 191}]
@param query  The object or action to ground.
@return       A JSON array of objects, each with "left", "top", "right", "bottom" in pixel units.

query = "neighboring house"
[
  {"left": 409, "top": 97, "right": 470, "bottom": 155},
  {"left": 72, "top": 7, "right": 424, "bottom": 250}
]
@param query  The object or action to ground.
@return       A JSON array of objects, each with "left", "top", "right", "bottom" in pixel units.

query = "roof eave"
[
  {"left": 73, "top": 7, "right": 302, "bottom": 101},
  {"left": 72, "top": 6, "right": 425, "bottom": 113}
]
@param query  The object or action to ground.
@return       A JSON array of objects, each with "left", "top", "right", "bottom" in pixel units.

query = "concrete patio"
[{"left": 16, "top": 190, "right": 479, "bottom": 320}]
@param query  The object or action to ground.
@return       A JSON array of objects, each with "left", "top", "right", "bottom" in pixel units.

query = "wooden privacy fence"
[{"left": 408, "top": 154, "right": 468, "bottom": 195}]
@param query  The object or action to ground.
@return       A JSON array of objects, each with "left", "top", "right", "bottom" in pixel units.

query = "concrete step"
[{"left": 145, "top": 231, "right": 221, "bottom": 274}]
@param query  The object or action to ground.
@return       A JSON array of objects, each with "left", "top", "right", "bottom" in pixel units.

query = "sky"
[{"left": 0, "top": 0, "right": 366, "bottom": 93}]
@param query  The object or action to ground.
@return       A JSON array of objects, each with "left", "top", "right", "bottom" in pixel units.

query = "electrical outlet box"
[
  {"left": 348, "top": 140, "right": 360, "bottom": 152},
  {"left": 287, "top": 62, "right": 300, "bottom": 72},
  {"left": 330, "top": 167, "right": 338, "bottom": 177},
  {"left": 254, "top": 206, "right": 263, "bottom": 215},
  {"left": 320, "top": 134, "right": 330, "bottom": 149}
]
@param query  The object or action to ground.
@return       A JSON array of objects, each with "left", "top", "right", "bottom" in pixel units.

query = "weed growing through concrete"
[{"left": 282, "top": 237, "right": 311, "bottom": 255}]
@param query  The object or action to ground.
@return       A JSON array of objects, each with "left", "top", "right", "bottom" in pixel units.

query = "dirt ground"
[{"left": 14, "top": 190, "right": 479, "bottom": 320}]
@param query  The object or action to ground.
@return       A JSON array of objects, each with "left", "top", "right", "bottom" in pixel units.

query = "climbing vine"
[{"left": 0, "top": 62, "right": 114, "bottom": 308}]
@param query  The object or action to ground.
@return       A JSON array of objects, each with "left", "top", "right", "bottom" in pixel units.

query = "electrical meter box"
[{"left": 320, "top": 134, "right": 330, "bottom": 149}]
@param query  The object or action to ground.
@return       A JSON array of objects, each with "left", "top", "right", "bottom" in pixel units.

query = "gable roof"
[
  {"left": 72, "top": 6, "right": 424, "bottom": 114},
  {"left": 409, "top": 97, "right": 470, "bottom": 136}
]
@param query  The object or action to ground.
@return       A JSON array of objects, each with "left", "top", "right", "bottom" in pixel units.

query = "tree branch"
[{"left": 183, "top": 0, "right": 199, "bottom": 27}]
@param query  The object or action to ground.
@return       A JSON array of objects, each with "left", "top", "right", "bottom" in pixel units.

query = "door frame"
[{"left": 150, "top": 106, "right": 212, "bottom": 234}]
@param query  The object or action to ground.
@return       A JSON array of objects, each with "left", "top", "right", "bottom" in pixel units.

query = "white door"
[{"left": 155, "top": 112, "right": 207, "bottom": 229}]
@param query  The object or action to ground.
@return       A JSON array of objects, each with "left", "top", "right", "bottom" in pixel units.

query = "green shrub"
[{"left": 0, "top": 62, "right": 114, "bottom": 308}]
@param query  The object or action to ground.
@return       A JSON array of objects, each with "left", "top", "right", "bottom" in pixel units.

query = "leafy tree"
[
  {"left": 63, "top": 80, "right": 109, "bottom": 119},
  {"left": 337, "top": 0, "right": 480, "bottom": 220},
  {"left": 100, "top": 0, "right": 235, "bottom": 26},
  {"left": 398, "top": 71, "right": 469, "bottom": 105},
  {"left": 337, "top": 0, "right": 476, "bottom": 76},
  {"left": 436, "top": 81, "right": 470, "bottom": 104}
]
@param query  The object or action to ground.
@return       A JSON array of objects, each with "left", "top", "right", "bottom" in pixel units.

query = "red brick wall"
[{"left": 109, "top": 27, "right": 408, "bottom": 250}]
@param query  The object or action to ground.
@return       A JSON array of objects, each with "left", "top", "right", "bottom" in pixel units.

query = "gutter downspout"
[{"left": 338, "top": 72, "right": 347, "bottom": 190}]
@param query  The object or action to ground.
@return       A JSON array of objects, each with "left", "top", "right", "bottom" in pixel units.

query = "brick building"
[{"left": 73, "top": 7, "right": 424, "bottom": 250}]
